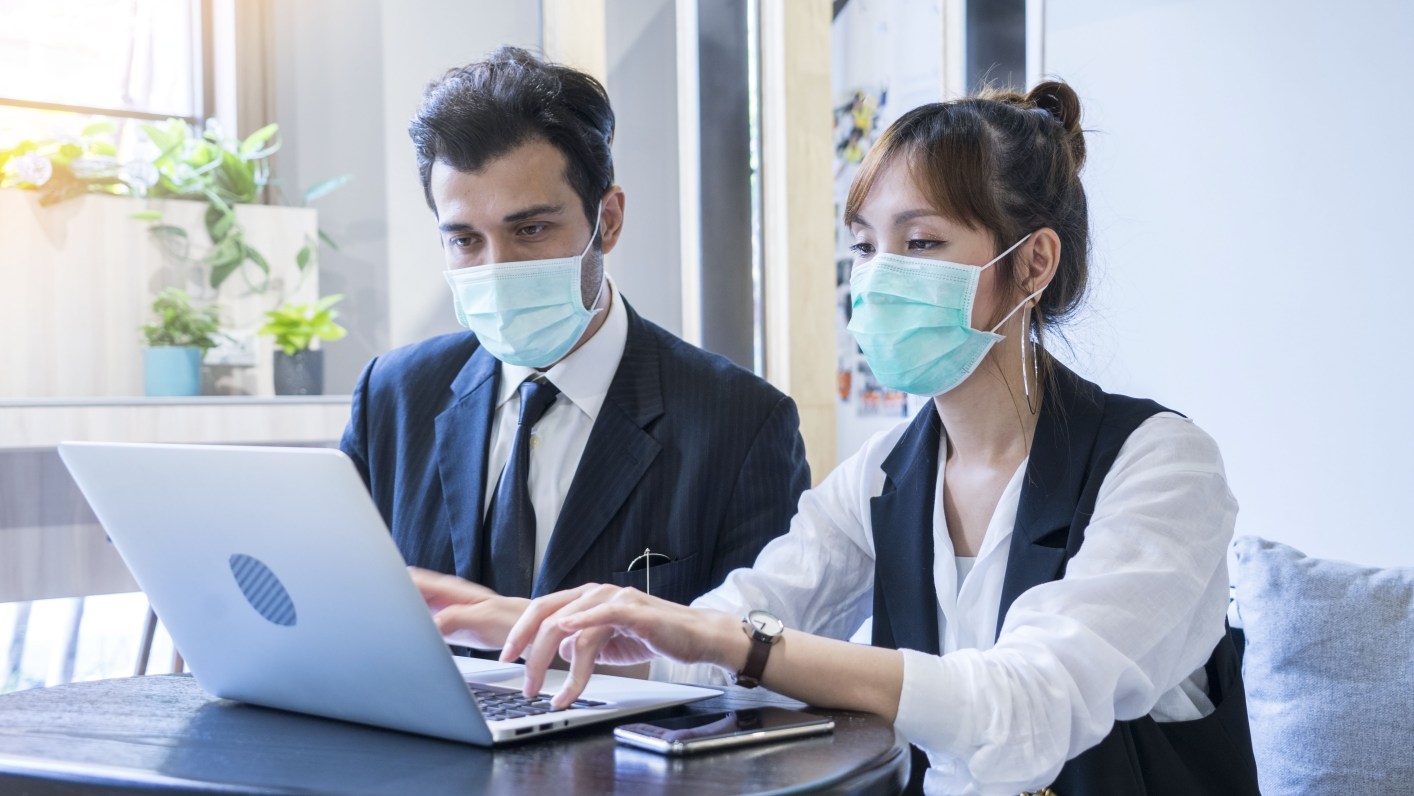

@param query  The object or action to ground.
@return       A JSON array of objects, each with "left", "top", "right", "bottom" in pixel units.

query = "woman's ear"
[{"left": 1024, "top": 228, "right": 1062, "bottom": 297}]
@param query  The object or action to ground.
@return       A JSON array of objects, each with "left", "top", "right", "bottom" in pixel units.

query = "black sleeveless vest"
[{"left": 870, "top": 364, "right": 1260, "bottom": 795}]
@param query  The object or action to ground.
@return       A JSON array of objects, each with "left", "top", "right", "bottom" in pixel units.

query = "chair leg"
[
  {"left": 4, "top": 603, "right": 31, "bottom": 692},
  {"left": 134, "top": 607, "right": 158, "bottom": 677},
  {"left": 172, "top": 650, "right": 185, "bottom": 674},
  {"left": 57, "top": 597, "right": 84, "bottom": 685},
  {"left": 45, "top": 598, "right": 84, "bottom": 687}
]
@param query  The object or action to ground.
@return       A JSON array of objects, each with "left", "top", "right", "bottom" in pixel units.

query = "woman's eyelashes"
[{"left": 848, "top": 238, "right": 948, "bottom": 257}]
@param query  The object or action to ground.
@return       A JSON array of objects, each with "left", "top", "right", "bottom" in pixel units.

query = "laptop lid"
[{"left": 59, "top": 442, "right": 717, "bottom": 744}]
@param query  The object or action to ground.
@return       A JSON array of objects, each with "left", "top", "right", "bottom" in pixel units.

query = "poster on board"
[{"left": 832, "top": 0, "right": 943, "bottom": 463}]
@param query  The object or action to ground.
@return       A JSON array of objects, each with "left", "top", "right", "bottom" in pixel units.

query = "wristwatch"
[{"left": 732, "top": 609, "right": 784, "bottom": 688}]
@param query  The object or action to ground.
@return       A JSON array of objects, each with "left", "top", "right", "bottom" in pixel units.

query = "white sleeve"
[
  {"left": 651, "top": 423, "right": 899, "bottom": 686},
  {"left": 891, "top": 414, "right": 1237, "bottom": 794}
]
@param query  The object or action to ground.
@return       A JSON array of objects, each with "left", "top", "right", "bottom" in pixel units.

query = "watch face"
[{"left": 747, "top": 610, "right": 784, "bottom": 637}]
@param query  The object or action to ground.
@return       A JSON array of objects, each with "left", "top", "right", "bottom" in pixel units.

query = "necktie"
[{"left": 484, "top": 377, "right": 560, "bottom": 598}]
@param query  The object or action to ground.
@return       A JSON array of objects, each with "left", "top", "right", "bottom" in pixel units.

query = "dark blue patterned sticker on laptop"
[{"left": 229, "top": 554, "right": 298, "bottom": 627}]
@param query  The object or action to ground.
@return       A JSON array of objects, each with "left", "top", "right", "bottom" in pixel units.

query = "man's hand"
[{"left": 408, "top": 567, "right": 530, "bottom": 651}]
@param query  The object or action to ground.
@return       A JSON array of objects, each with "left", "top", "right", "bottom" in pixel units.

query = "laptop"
[{"left": 57, "top": 441, "right": 717, "bottom": 745}]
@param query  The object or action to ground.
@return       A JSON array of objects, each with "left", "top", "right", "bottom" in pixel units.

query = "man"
[{"left": 340, "top": 47, "right": 809, "bottom": 646}]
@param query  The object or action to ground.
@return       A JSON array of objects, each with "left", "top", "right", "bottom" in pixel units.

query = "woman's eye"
[
  {"left": 848, "top": 242, "right": 875, "bottom": 256},
  {"left": 907, "top": 238, "right": 941, "bottom": 252}
]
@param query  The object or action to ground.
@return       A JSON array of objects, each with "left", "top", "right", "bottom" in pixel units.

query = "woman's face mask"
[{"left": 847, "top": 234, "right": 1041, "bottom": 396}]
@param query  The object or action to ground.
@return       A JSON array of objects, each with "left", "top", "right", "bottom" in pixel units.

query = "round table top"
[{"left": 0, "top": 675, "right": 909, "bottom": 795}]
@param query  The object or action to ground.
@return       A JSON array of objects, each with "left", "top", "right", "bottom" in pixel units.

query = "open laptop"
[{"left": 57, "top": 441, "right": 717, "bottom": 745}]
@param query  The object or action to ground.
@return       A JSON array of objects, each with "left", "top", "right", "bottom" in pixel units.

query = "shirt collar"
[{"left": 495, "top": 275, "right": 627, "bottom": 422}]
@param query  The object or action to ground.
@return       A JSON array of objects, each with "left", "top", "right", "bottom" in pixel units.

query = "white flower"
[
  {"left": 120, "top": 159, "right": 160, "bottom": 190},
  {"left": 8, "top": 153, "right": 53, "bottom": 187}
]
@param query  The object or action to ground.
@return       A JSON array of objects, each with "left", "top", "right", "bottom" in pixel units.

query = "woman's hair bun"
[{"left": 1025, "top": 80, "right": 1085, "bottom": 169}]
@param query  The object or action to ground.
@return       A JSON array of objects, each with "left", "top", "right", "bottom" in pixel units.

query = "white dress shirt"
[
  {"left": 483, "top": 277, "right": 627, "bottom": 575},
  {"left": 653, "top": 411, "right": 1237, "bottom": 795}
]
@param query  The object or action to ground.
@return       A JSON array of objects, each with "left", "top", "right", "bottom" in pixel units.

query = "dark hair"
[
  {"left": 408, "top": 46, "right": 615, "bottom": 226},
  {"left": 844, "top": 80, "right": 1090, "bottom": 352}
]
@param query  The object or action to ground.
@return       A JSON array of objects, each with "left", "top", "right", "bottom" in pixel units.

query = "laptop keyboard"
[{"left": 468, "top": 682, "right": 607, "bottom": 721}]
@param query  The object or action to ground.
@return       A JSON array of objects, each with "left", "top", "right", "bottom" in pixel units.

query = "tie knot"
[{"left": 517, "top": 377, "right": 560, "bottom": 427}]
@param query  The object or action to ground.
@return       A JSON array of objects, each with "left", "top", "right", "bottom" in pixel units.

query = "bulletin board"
[{"left": 831, "top": 0, "right": 943, "bottom": 463}]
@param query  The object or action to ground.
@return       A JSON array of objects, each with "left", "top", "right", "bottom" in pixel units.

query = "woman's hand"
[
  {"left": 408, "top": 567, "right": 530, "bottom": 651},
  {"left": 501, "top": 584, "right": 744, "bottom": 708}
]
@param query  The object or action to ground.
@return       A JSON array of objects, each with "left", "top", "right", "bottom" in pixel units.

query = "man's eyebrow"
[
  {"left": 502, "top": 203, "right": 564, "bottom": 224},
  {"left": 437, "top": 204, "right": 565, "bottom": 235}
]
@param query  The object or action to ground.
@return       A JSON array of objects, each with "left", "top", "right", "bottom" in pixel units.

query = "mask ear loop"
[{"left": 580, "top": 202, "right": 607, "bottom": 313}]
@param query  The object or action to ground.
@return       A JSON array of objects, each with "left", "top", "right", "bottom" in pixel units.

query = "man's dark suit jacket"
[{"left": 340, "top": 301, "right": 810, "bottom": 605}]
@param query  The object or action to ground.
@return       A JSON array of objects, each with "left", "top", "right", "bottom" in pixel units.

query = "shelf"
[
  {"left": 0, "top": 396, "right": 352, "bottom": 450},
  {"left": 0, "top": 396, "right": 355, "bottom": 603}
]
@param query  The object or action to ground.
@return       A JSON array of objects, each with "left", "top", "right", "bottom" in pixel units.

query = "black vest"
[{"left": 870, "top": 365, "right": 1260, "bottom": 795}]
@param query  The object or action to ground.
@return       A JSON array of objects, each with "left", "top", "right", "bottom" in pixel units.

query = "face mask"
[
  {"left": 847, "top": 233, "right": 1042, "bottom": 396},
  {"left": 444, "top": 206, "right": 604, "bottom": 368}
]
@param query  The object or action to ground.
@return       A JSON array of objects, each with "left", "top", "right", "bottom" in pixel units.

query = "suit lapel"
[
  {"left": 869, "top": 405, "right": 943, "bottom": 655},
  {"left": 996, "top": 364, "right": 1106, "bottom": 639},
  {"left": 533, "top": 305, "right": 664, "bottom": 597},
  {"left": 434, "top": 345, "right": 499, "bottom": 582}
]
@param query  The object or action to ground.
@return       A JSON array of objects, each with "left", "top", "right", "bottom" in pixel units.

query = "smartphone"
[{"left": 613, "top": 707, "right": 834, "bottom": 755}]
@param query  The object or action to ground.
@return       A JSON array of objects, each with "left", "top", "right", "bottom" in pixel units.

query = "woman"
[{"left": 427, "top": 81, "right": 1260, "bottom": 795}]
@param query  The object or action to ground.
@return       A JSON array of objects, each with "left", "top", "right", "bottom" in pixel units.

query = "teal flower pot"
[{"left": 143, "top": 346, "right": 203, "bottom": 397}]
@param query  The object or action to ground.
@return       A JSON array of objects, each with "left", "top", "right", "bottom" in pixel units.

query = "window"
[{"left": 0, "top": 0, "right": 205, "bottom": 121}]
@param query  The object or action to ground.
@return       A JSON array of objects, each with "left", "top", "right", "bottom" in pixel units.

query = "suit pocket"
[{"left": 610, "top": 553, "right": 702, "bottom": 605}]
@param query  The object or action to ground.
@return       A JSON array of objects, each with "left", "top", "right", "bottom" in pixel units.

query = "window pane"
[{"left": 0, "top": 0, "right": 198, "bottom": 118}]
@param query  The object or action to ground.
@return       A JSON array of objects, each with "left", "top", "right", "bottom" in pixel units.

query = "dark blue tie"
[{"left": 484, "top": 377, "right": 560, "bottom": 598}]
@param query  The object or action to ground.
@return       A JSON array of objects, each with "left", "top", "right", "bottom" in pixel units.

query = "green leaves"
[
  {"left": 238, "top": 123, "right": 280, "bottom": 158},
  {"left": 139, "top": 288, "right": 223, "bottom": 350},
  {"left": 258, "top": 294, "right": 348, "bottom": 356},
  {"left": 205, "top": 203, "right": 233, "bottom": 242},
  {"left": 9, "top": 116, "right": 350, "bottom": 300},
  {"left": 302, "top": 174, "right": 352, "bottom": 204}
]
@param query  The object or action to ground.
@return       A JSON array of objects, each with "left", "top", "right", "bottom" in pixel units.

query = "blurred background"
[{"left": 3, "top": 0, "right": 1410, "bottom": 693}]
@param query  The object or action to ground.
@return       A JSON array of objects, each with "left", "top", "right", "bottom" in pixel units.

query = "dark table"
[{"left": 0, "top": 675, "right": 909, "bottom": 795}]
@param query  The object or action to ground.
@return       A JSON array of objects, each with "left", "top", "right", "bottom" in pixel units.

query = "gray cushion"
[{"left": 1230, "top": 535, "right": 1414, "bottom": 793}]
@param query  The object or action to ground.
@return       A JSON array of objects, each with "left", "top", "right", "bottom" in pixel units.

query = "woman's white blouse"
[{"left": 652, "top": 411, "right": 1238, "bottom": 795}]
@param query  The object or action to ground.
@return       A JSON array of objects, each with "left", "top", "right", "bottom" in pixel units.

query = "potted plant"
[
  {"left": 139, "top": 288, "right": 223, "bottom": 397},
  {"left": 3, "top": 118, "right": 349, "bottom": 294},
  {"left": 259, "top": 294, "right": 348, "bottom": 395}
]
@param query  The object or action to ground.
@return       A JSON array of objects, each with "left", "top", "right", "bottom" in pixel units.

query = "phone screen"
[{"left": 614, "top": 707, "right": 834, "bottom": 755}]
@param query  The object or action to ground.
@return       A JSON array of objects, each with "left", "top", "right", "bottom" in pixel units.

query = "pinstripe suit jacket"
[{"left": 340, "top": 301, "right": 810, "bottom": 604}]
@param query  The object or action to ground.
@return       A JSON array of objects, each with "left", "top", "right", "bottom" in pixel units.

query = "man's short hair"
[{"left": 409, "top": 46, "right": 615, "bottom": 227}]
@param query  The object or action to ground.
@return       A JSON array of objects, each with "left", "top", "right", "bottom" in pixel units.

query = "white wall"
[
  {"left": 604, "top": 0, "right": 685, "bottom": 335},
  {"left": 1045, "top": 0, "right": 1414, "bottom": 566},
  {"left": 378, "top": 1, "right": 543, "bottom": 350},
  {"left": 272, "top": 0, "right": 390, "bottom": 394}
]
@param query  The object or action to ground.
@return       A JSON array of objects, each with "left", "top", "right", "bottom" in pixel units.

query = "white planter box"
[{"left": 1, "top": 191, "right": 320, "bottom": 398}]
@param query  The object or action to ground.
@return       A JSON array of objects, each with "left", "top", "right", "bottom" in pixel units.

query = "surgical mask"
[
  {"left": 444, "top": 207, "right": 604, "bottom": 368},
  {"left": 847, "top": 234, "right": 1042, "bottom": 396}
]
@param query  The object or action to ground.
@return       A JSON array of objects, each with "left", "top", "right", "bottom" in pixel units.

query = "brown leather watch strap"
[{"left": 734, "top": 632, "right": 772, "bottom": 689}]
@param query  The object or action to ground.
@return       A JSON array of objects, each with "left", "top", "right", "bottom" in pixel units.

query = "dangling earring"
[{"left": 1022, "top": 303, "right": 1039, "bottom": 416}]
